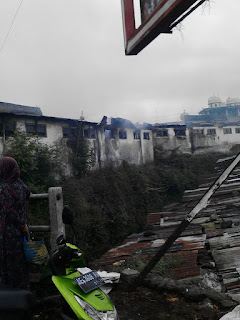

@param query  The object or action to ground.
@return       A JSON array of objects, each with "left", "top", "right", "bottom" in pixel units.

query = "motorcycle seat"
[{"left": 0, "top": 284, "right": 35, "bottom": 310}]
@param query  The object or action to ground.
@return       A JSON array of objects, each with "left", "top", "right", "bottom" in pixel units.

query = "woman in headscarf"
[{"left": 0, "top": 157, "right": 29, "bottom": 289}]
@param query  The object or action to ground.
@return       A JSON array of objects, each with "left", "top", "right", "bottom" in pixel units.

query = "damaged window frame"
[
  {"left": 143, "top": 132, "right": 150, "bottom": 140},
  {"left": 62, "top": 126, "right": 77, "bottom": 138},
  {"left": 83, "top": 127, "right": 96, "bottom": 139},
  {"left": 25, "top": 122, "right": 47, "bottom": 137},
  {"left": 174, "top": 128, "right": 186, "bottom": 137},
  {"left": 119, "top": 130, "right": 127, "bottom": 139},
  {"left": 133, "top": 131, "right": 140, "bottom": 140},
  {"left": 104, "top": 129, "right": 111, "bottom": 139},
  {"left": 0, "top": 119, "right": 16, "bottom": 137},
  {"left": 193, "top": 129, "right": 204, "bottom": 135},
  {"left": 156, "top": 129, "right": 168, "bottom": 137},
  {"left": 110, "top": 128, "right": 118, "bottom": 139},
  {"left": 223, "top": 128, "right": 232, "bottom": 135},
  {"left": 207, "top": 128, "right": 216, "bottom": 136},
  {"left": 5, "top": 121, "right": 16, "bottom": 137}
]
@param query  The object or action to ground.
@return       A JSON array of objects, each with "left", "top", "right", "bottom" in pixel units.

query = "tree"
[
  {"left": 67, "top": 124, "right": 96, "bottom": 178},
  {"left": 6, "top": 130, "right": 61, "bottom": 192}
]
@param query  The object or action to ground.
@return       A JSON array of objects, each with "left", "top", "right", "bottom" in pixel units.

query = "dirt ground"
[
  {"left": 33, "top": 283, "right": 231, "bottom": 320},
  {"left": 109, "top": 285, "right": 229, "bottom": 320}
]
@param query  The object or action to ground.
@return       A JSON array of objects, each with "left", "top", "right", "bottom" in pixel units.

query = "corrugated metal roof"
[{"left": 95, "top": 158, "right": 240, "bottom": 290}]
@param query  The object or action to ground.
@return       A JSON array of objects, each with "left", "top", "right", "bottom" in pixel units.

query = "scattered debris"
[{"left": 94, "top": 157, "right": 240, "bottom": 297}]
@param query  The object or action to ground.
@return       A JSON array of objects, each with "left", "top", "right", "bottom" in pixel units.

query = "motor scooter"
[{"left": 49, "top": 206, "right": 119, "bottom": 320}]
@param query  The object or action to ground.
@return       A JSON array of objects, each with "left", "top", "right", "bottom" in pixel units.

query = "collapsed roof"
[{"left": 0, "top": 102, "right": 42, "bottom": 116}]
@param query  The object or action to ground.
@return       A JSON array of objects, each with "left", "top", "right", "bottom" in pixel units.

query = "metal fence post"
[{"left": 48, "top": 187, "right": 65, "bottom": 253}]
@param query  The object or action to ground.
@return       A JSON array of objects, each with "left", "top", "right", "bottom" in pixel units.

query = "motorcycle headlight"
[{"left": 74, "top": 295, "right": 119, "bottom": 320}]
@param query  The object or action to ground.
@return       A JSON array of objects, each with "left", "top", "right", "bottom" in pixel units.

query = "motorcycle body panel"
[{"left": 52, "top": 271, "right": 114, "bottom": 319}]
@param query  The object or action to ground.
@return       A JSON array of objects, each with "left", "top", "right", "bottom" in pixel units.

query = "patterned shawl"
[{"left": 0, "top": 157, "right": 20, "bottom": 183}]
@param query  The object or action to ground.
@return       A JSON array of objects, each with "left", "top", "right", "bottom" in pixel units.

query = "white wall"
[{"left": 191, "top": 125, "right": 240, "bottom": 153}]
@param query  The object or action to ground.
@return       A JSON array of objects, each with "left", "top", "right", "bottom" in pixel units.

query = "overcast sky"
[{"left": 0, "top": 0, "right": 239, "bottom": 124}]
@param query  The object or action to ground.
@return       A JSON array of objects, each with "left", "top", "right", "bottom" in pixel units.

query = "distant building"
[
  {"left": 0, "top": 102, "right": 154, "bottom": 175},
  {"left": 185, "top": 96, "right": 240, "bottom": 126},
  {"left": 2, "top": 98, "right": 240, "bottom": 172},
  {"left": 181, "top": 96, "right": 240, "bottom": 154}
]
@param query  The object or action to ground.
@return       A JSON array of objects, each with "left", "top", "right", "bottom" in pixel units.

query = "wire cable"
[{"left": 0, "top": 0, "right": 25, "bottom": 55}]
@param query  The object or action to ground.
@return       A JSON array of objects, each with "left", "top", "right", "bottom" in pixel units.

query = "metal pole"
[
  {"left": 48, "top": 187, "right": 65, "bottom": 254},
  {"left": 130, "top": 152, "right": 240, "bottom": 290},
  {"left": 30, "top": 193, "right": 48, "bottom": 200}
]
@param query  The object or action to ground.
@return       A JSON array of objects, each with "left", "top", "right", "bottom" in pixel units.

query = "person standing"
[{"left": 0, "top": 157, "right": 29, "bottom": 289}]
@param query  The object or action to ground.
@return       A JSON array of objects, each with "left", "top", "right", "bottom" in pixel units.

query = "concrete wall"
[
  {"left": 16, "top": 118, "right": 63, "bottom": 145},
  {"left": 153, "top": 124, "right": 240, "bottom": 155},
  {"left": 0, "top": 114, "right": 155, "bottom": 170},
  {"left": 99, "top": 127, "right": 153, "bottom": 166},
  {"left": 191, "top": 125, "right": 240, "bottom": 154},
  {"left": 153, "top": 127, "right": 192, "bottom": 154},
  {"left": 2, "top": 112, "right": 240, "bottom": 172},
  {"left": 140, "top": 130, "right": 154, "bottom": 163}
]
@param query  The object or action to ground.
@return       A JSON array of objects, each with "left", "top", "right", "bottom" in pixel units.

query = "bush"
[
  {"left": 4, "top": 132, "right": 223, "bottom": 262},
  {"left": 62, "top": 152, "right": 222, "bottom": 261},
  {"left": 6, "top": 130, "right": 60, "bottom": 193}
]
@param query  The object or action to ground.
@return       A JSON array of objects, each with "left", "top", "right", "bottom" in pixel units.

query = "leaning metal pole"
[{"left": 130, "top": 152, "right": 240, "bottom": 290}]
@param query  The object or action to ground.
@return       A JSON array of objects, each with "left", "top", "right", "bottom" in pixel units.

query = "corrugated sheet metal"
[{"left": 95, "top": 161, "right": 240, "bottom": 290}]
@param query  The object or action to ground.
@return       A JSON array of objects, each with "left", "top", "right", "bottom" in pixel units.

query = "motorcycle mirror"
[
  {"left": 62, "top": 205, "right": 74, "bottom": 225},
  {"left": 56, "top": 235, "right": 66, "bottom": 245}
]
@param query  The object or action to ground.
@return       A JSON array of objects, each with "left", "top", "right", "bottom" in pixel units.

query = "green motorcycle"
[{"left": 49, "top": 206, "right": 119, "bottom": 320}]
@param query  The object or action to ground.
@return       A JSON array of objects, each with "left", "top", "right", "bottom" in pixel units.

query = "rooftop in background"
[
  {"left": 184, "top": 96, "right": 240, "bottom": 127},
  {"left": 111, "top": 117, "right": 136, "bottom": 129},
  {"left": 0, "top": 102, "right": 42, "bottom": 116}
]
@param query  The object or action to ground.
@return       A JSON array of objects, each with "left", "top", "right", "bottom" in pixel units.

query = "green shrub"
[
  {"left": 63, "top": 152, "right": 222, "bottom": 261},
  {"left": 6, "top": 130, "right": 60, "bottom": 193},
  {"left": 4, "top": 132, "right": 224, "bottom": 262}
]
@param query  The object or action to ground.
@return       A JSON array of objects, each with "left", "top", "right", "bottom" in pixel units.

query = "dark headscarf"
[{"left": 0, "top": 157, "right": 20, "bottom": 183}]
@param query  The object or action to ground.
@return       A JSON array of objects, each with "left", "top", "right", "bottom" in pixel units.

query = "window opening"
[
  {"left": 193, "top": 129, "right": 204, "bottom": 135},
  {"left": 156, "top": 129, "right": 168, "bottom": 137},
  {"left": 119, "top": 130, "right": 127, "bottom": 139},
  {"left": 62, "top": 127, "right": 77, "bottom": 138},
  {"left": 207, "top": 129, "right": 216, "bottom": 135},
  {"left": 5, "top": 122, "right": 15, "bottom": 137},
  {"left": 133, "top": 131, "right": 140, "bottom": 139},
  {"left": 104, "top": 129, "right": 111, "bottom": 139},
  {"left": 235, "top": 128, "right": 240, "bottom": 134},
  {"left": 90, "top": 129, "right": 96, "bottom": 139},
  {"left": 143, "top": 132, "right": 150, "bottom": 140},
  {"left": 174, "top": 128, "right": 186, "bottom": 136},
  {"left": 223, "top": 128, "right": 232, "bottom": 134},
  {"left": 26, "top": 123, "right": 46, "bottom": 137},
  {"left": 83, "top": 128, "right": 90, "bottom": 138}
]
